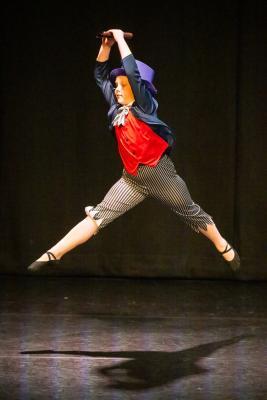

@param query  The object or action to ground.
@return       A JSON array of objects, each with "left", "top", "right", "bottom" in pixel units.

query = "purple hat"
[{"left": 110, "top": 60, "right": 157, "bottom": 95}]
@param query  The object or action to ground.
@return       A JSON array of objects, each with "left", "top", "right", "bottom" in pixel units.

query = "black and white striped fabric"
[{"left": 85, "top": 155, "right": 213, "bottom": 233}]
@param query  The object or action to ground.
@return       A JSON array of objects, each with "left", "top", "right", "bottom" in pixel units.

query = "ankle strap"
[
  {"left": 220, "top": 244, "right": 233, "bottom": 255},
  {"left": 46, "top": 251, "right": 57, "bottom": 261}
]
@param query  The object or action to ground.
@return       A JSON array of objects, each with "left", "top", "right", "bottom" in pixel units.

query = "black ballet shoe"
[
  {"left": 27, "top": 251, "right": 60, "bottom": 272},
  {"left": 220, "top": 243, "right": 240, "bottom": 271}
]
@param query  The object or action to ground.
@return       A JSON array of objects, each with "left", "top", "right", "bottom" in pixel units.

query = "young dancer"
[{"left": 28, "top": 29, "right": 240, "bottom": 272}]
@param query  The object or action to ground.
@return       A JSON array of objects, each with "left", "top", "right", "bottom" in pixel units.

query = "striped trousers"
[{"left": 85, "top": 155, "right": 213, "bottom": 233}]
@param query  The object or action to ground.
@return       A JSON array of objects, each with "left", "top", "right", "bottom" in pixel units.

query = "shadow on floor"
[{"left": 21, "top": 335, "right": 252, "bottom": 390}]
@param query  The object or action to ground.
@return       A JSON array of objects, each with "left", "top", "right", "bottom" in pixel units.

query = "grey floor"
[{"left": 0, "top": 276, "right": 266, "bottom": 399}]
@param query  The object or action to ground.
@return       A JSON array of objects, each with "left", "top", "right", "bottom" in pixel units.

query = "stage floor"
[{"left": 0, "top": 276, "right": 266, "bottom": 399}]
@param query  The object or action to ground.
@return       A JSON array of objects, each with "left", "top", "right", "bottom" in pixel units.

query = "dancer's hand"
[
  {"left": 104, "top": 29, "right": 125, "bottom": 44},
  {"left": 101, "top": 34, "right": 115, "bottom": 48},
  {"left": 105, "top": 29, "right": 131, "bottom": 59}
]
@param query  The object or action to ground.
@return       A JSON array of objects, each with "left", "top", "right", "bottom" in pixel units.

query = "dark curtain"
[{"left": 1, "top": 1, "right": 266, "bottom": 279}]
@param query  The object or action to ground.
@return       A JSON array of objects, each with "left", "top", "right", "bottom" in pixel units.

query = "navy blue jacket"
[{"left": 94, "top": 54, "right": 176, "bottom": 152}]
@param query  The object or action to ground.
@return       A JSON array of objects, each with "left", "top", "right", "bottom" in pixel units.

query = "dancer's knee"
[{"left": 84, "top": 206, "right": 103, "bottom": 233}]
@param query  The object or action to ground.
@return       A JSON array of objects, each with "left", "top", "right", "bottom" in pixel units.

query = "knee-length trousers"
[{"left": 85, "top": 155, "right": 213, "bottom": 233}]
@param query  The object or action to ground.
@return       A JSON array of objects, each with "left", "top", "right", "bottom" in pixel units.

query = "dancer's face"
[{"left": 114, "top": 76, "right": 135, "bottom": 105}]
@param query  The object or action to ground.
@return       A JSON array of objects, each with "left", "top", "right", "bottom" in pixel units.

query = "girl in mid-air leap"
[{"left": 28, "top": 29, "right": 240, "bottom": 272}]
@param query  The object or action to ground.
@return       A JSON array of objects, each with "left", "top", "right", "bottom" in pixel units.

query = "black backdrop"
[{"left": 1, "top": 1, "right": 266, "bottom": 279}]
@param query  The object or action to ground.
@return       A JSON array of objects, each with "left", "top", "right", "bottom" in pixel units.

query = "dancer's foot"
[
  {"left": 28, "top": 251, "right": 60, "bottom": 272},
  {"left": 36, "top": 251, "right": 61, "bottom": 262},
  {"left": 218, "top": 242, "right": 240, "bottom": 271},
  {"left": 216, "top": 241, "right": 234, "bottom": 262}
]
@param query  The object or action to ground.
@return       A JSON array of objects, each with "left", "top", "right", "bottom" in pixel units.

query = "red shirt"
[{"left": 114, "top": 111, "right": 169, "bottom": 176}]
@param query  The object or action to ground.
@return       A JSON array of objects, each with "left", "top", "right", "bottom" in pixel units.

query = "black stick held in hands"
[{"left": 96, "top": 31, "right": 133, "bottom": 40}]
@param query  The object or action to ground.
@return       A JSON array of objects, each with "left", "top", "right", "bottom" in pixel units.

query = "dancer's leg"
[
  {"left": 146, "top": 156, "right": 235, "bottom": 262},
  {"left": 37, "top": 216, "right": 99, "bottom": 261},
  {"left": 85, "top": 174, "right": 148, "bottom": 229},
  {"left": 36, "top": 174, "right": 148, "bottom": 262}
]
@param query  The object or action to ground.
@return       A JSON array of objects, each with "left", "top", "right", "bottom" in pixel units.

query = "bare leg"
[
  {"left": 37, "top": 216, "right": 99, "bottom": 261},
  {"left": 199, "top": 223, "right": 235, "bottom": 261}
]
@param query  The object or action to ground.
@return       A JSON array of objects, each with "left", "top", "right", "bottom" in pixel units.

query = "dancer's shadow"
[{"left": 21, "top": 335, "right": 252, "bottom": 390}]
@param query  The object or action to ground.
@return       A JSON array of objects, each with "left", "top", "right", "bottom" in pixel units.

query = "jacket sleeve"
[
  {"left": 122, "top": 54, "right": 156, "bottom": 114},
  {"left": 94, "top": 61, "right": 117, "bottom": 107}
]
